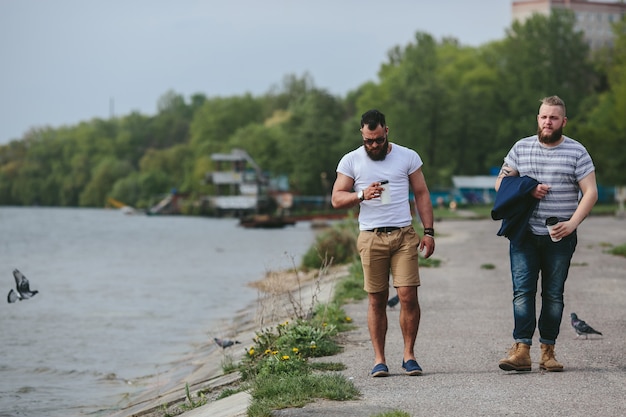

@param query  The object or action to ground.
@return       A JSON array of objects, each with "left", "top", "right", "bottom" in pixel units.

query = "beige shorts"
[{"left": 357, "top": 225, "right": 421, "bottom": 293}]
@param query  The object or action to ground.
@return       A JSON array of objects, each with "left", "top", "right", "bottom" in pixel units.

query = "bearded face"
[
  {"left": 537, "top": 125, "right": 563, "bottom": 144},
  {"left": 536, "top": 104, "right": 566, "bottom": 145},
  {"left": 365, "top": 138, "right": 389, "bottom": 161}
]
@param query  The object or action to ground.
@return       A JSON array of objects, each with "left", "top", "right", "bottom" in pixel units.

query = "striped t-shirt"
[{"left": 504, "top": 135, "right": 595, "bottom": 235}]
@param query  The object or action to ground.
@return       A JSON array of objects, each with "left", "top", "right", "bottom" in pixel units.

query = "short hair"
[
  {"left": 540, "top": 95, "right": 566, "bottom": 116},
  {"left": 361, "top": 109, "right": 386, "bottom": 130}
]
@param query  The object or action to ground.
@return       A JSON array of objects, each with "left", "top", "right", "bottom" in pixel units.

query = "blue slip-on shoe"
[
  {"left": 370, "top": 363, "right": 390, "bottom": 377},
  {"left": 402, "top": 359, "right": 423, "bottom": 376}
]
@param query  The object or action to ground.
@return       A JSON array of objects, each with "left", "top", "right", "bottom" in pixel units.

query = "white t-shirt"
[{"left": 336, "top": 143, "right": 423, "bottom": 230}]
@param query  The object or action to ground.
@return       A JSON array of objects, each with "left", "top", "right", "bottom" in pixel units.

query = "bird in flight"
[
  {"left": 570, "top": 312, "right": 603, "bottom": 339},
  {"left": 214, "top": 337, "right": 241, "bottom": 349},
  {"left": 7, "top": 269, "right": 39, "bottom": 303}
]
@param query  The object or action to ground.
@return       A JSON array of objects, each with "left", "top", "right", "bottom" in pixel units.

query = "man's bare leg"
[
  {"left": 368, "top": 290, "right": 389, "bottom": 366},
  {"left": 397, "top": 286, "right": 420, "bottom": 362}
]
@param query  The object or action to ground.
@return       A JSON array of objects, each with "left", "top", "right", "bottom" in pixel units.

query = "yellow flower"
[
  {"left": 345, "top": 316, "right": 352, "bottom": 322},
  {"left": 282, "top": 355, "right": 290, "bottom": 360},
  {"left": 272, "top": 350, "right": 279, "bottom": 355},
  {"left": 292, "top": 347, "right": 299, "bottom": 353},
  {"left": 264, "top": 349, "right": 272, "bottom": 355},
  {"left": 323, "top": 322, "right": 328, "bottom": 327},
  {"left": 248, "top": 348, "right": 255, "bottom": 356}
]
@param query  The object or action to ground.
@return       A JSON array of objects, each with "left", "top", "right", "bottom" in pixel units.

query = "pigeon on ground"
[
  {"left": 387, "top": 294, "right": 400, "bottom": 309},
  {"left": 570, "top": 312, "right": 603, "bottom": 339},
  {"left": 214, "top": 337, "right": 241, "bottom": 349},
  {"left": 7, "top": 269, "right": 38, "bottom": 303}
]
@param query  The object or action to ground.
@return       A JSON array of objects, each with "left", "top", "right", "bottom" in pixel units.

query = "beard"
[
  {"left": 537, "top": 125, "right": 563, "bottom": 144},
  {"left": 365, "top": 139, "right": 389, "bottom": 161}
]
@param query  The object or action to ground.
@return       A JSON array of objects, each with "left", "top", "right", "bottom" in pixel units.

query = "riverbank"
[
  {"left": 109, "top": 216, "right": 626, "bottom": 417},
  {"left": 106, "top": 263, "right": 350, "bottom": 417}
]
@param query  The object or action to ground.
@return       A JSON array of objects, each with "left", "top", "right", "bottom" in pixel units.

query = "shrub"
[{"left": 301, "top": 221, "right": 359, "bottom": 269}]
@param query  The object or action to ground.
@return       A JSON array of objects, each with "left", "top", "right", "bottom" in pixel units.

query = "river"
[{"left": 0, "top": 207, "right": 318, "bottom": 416}]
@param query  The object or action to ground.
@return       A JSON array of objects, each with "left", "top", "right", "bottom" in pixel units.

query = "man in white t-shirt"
[{"left": 331, "top": 109, "right": 435, "bottom": 377}]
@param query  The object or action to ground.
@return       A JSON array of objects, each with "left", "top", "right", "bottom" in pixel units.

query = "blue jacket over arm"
[{"left": 491, "top": 175, "right": 540, "bottom": 245}]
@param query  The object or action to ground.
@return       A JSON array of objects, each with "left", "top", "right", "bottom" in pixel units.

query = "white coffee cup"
[
  {"left": 379, "top": 180, "right": 391, "bottom": 205},
  {"left": 545, "top": 217, "right": 561, "bottom": 242}
]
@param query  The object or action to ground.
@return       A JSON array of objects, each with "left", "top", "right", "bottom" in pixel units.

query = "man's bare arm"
[
  {"left": 331, "top": 173, "right": 358, "bottom": 209},
  {"left": 495, "top": 162, "right": 519, "bottom": 191}
]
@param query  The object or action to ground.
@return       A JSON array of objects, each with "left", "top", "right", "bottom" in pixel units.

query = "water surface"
[{"left": 0, "top": 207, "right": 316, "bottom": 416}]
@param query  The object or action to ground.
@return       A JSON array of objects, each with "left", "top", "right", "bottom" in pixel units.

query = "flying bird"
[
  {"left": 387, "top": 294, "right": 400, "bottom": 309},
  {"left": 570, "top": 312, "right": 603, "bottom": 339},
  {"left": 7, "top": 269, "right": 39, "bottom": 303},
  {"left": 214, "top": 337, "right": 241, "bottom": 349}
]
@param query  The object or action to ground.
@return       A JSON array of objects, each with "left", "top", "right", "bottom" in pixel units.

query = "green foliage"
[
  {"left": 372, "top": 411, "right": 412, "bottom": 417},
  {"left": 1, "top": 14, "right": 623, "bottom": 208},
  {"left": 310, "top": 362, "right": 346, "bottom": 372},
  {"left": 332, "top": 259, "right": 367, "bottom": 305},
  {"left": 311, "top": 302, "right": 356, "bottom": 333},
  {"left": 216, "top": 386, "right": 246, "bottom": 400},
  {"left": 179, "top": 382, "right": 207, "bottom": 411},
  {"left": 220, "top": 354, "right": 238, "bottom": 375},
  {"left": 608, "top": 243, "right": 626, "bottom": 258},
  {"left": 575, "top": 17, "right": 626, "bottom": 186},
  {"left": 79, "top": 157, "right": 134, "bottom": 207},
  {"left": 242, "top": 319, "right": 341, "bottom": 381},
  {"left": 248, "top": 373, "right": 359, "bottom": 417},
  {"left": 301, "top": 220, "right": 359, "bottom": 269},
  {"left": 238, "top": 309, "right": 359, "bottom": 417}
]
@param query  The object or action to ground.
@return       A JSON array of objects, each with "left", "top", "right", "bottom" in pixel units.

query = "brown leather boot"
[
  {"left": 499, "top": 342, "right": 531, "bottom": 371},
  {"left": 540, "top": 343, "right": 563, "bottom": 372}
]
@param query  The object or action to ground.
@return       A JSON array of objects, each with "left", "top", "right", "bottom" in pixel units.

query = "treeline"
[{"left": 1, "top": 11, "right": 624, "bottom": 211}]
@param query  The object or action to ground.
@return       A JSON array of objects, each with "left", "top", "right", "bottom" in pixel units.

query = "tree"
[
  {"left": 281, "top": 89, "right": 346, "bottom": 195},
  {"left": 575, "top": 17, "right": 626, "bottom": 186},
  {"left": 492, "top": 10, "right": 596, "bottom": 143},
  {"left": 79, "top": 157, "right": 134, "bottom": 207},
  {"left": 189, "top": 94, "right": 264, "bottom": 156}
]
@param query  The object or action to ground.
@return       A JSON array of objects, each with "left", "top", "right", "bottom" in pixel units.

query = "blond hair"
[{"left": 540, "top": 95, "right": 566, "bottom": 116}]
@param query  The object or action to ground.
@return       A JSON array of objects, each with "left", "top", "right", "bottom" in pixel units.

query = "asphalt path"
[{"left": 273, "top": 216, "right": 626, "bottom": 417}]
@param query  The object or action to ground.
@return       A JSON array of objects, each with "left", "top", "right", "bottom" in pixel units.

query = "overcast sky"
[{"left": 0, "top": 0, "right": 511, "bottom": 144}]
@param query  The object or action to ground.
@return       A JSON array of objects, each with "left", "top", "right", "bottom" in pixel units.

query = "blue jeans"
[{"left": 509, "top": 231, "right": 577, "bottom": 345}]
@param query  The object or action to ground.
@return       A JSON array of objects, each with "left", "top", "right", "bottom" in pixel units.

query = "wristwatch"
[{"left": 357, "top": 190, "right": 364, "bottom": 202}]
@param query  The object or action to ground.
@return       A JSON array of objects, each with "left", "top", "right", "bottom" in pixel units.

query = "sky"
[{"left": 0, "top": 0, "right": 511, "bottom": 144}]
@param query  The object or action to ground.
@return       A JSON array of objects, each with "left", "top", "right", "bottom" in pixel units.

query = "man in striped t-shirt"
[{"left": 495, "top": 96, "right": 598, "bottom": 373}]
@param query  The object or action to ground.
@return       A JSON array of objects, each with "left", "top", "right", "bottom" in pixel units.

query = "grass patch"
[
  {"left": 333, "top": 259, "right": 367, "bottom": 305},
  {"left": 238, "top": 255, "right": 360, "bottom": 416},
  {"left": 220, "top": 353, "right": 238, "bottom": 374},
  {"left": 248, "top": 373, "right": 359, "bottom": 417},
  {"left": 311, "top": 362, "right": 347, "bottom": 372},
  {"left": 240, "top": 310, "right": 360, "bottom": 417},
  {"left": 372, "top": 411, "right": 412, "bottom": 417},
  {"left": 301, "top": 219, "right": 359, "bottom": 270},
  {"left": 609, "top": 243, "right": 626, "bottom": 257},
  {"left": 591, "top": 203, "right": 619, "bottom": 216},
  {"left": 216, "top": 386, "right": 247, "bottom": 400}
]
